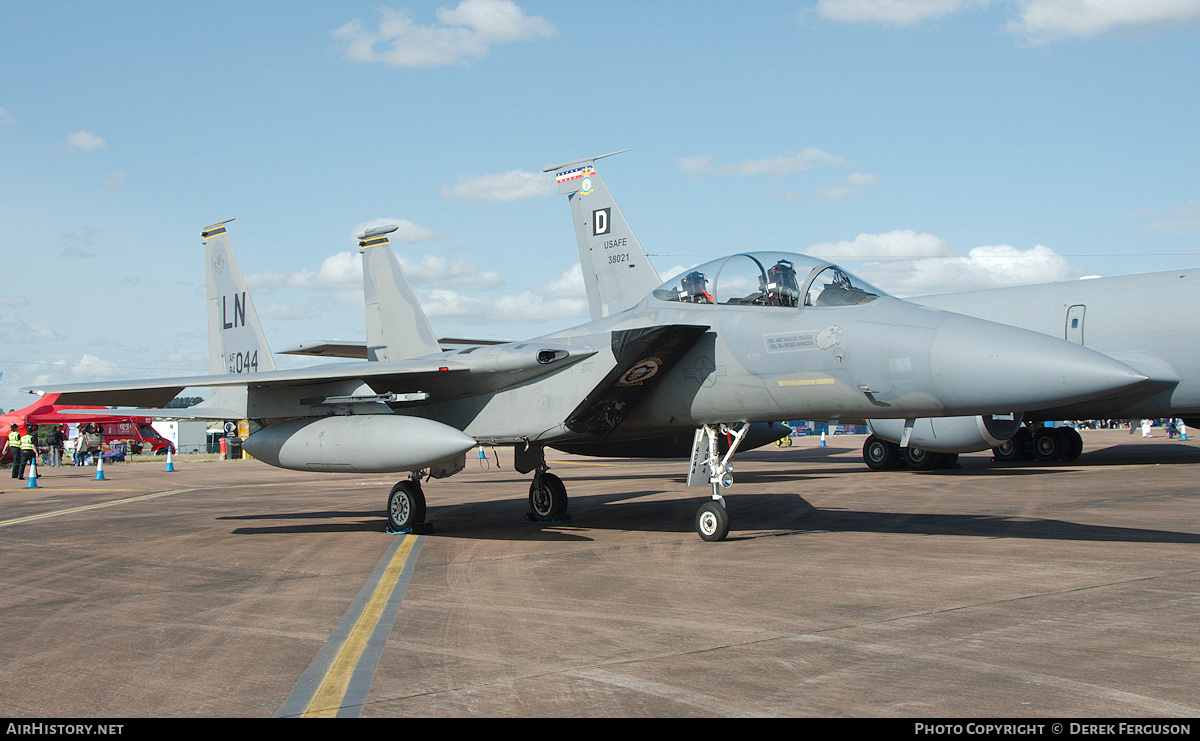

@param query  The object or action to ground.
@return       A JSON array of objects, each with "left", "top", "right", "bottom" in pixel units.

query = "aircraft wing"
[
  {"left": 277, "top": 337, "right": 508, "bottom": 359},
  {"left": 22, "top": 346, "right": 594, "bottom": 412}
]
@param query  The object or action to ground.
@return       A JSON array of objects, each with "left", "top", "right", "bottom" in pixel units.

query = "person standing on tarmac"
[
  {"left": 19, "top": 425, "right": 36, "bottom": 478},
  {"left": 5, "top": 424, "right": 20, "bottom": 478}
]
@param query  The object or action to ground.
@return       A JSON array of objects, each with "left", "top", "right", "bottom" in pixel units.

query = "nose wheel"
[{"left": 695, "top": 500, "right": 729, "bottom": 542}]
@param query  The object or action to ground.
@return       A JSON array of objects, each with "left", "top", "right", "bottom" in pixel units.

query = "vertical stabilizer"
[
  {"left": 544, "top": 151, "right": 661, "bottom": 320},
  {"left": 203, "top": 220, "right": 276, "bottom": 375},
  {"left": 359, "top": 226, "right": 441, "bottom": 361}
]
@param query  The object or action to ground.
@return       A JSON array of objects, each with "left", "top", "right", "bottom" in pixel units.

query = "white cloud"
[
  {"left": 1010, "top": 0, "right": 1200, "bottom": 41},
  {"left": 65, "top": 130, "right": 106, "bottom": 152},
  {"left": 333, "top": 0, "right": 555, "bottom": 67},
  {"left": 399, "top": 253, "right": 503, "bottom": 290},
  {"left": 0, "top": 107, "right": 15, "bottom": 126},
  {"left": 250, "top": 251, "right": 363, "bottom": 292},
  {"left": 246, "top": 241, "right": 502, "bottom": 302},
  {"left": 0, "top": 295, "right": 29, "bottom": 309},
  {"left": 815, "top": 0, "right": 1200, "bottom": 40},
  {"left": 808, "top": 230, "right": 953, "bottom": 261},
  {"left": 440, "top": 169, "right": 555, "bottom": 201},
  {"left": 418, "top": 263, "right": 587, "bottom": 324},
  {"left": 1132, "top": 199, "right": 1200, "bottom": 234},
  {"left": 807, "top": 231, "right": 1074, "bottom": 296},
  {"left": 679, "top": 148, "right": 851, "bottom": 178},
  {"left": 816, "top": 172, "right": 879, "bottom": 202},
  {"left": 41, "top": 354, "right": 125, "bottom": 383},
  {"left": 0, "top": 315, "right": 64, "bottom": 344},
  {"left": 542, "top": 262, "right": 584, "bottom": 297}
]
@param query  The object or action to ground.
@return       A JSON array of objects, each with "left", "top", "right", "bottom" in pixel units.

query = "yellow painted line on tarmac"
[
  {"left": 0, "top": 489, "right": 194, "bottom": 528},
  {"left": 282, "top": 529, "right": 427, "bottom": 714},
  {"left": 553, "top": 459, "right": 624, "bottom": 467}
]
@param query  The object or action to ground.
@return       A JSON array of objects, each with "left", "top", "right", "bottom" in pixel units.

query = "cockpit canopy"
[{"left": 651, "top": 252, "right": 883, "bottom": 308}]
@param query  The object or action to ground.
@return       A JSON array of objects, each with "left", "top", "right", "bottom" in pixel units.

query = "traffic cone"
[
  {"left": 165, "top": 446, "right": 175, "bottom": 472},
  {"left": 820, "top": 430, "right": 827, "bottom": 447},
  {"left": 26, "top": 456, "right": 38, "bottom": 488},
  {"left": 95, "top": 452, "right": 106, "bottom": 481},
  {"left": 478, "top": 445, "right": 486, "bottom": 460}
]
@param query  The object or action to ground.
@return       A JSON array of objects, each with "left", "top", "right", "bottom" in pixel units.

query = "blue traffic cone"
[
  {"left": 26, "top": 456, "right": 38, "bottom": 488},
  {"left": 95, "top": 453, "right": 106, "bottom": 481},
  {"left": 820, "top": 430, "right": 827, "bottom": 447},
  {"left": 165, "top": 447, "right": 175, "bottom": 472}
]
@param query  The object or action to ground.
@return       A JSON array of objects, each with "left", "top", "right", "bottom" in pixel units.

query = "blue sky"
[{"left": 2, "top": 0, "right": 1199, "bottom": 411}]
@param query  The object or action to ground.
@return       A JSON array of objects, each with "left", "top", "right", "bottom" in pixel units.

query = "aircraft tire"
[
  {"left": 1033, "top": 428, "right": 1066, "bottom": 462},
  {"left": 902, "top": 446, "right": 944, "bottom": 471},
  {"left": 994, "top": 428, "right": 1032, "bottom": 462},
  {"left": 528, "top": 472, "right": 568, "bottom": 521},
  {"left": 863, "top": 435, "right": 899, "bottom": 471},
  {"left": 696, "top": 501, "right": 729, "bottom": 542},
  {"left": 387, "top": 480, "right": 426, "bottom": 533},
  {"left": 1062, "top": 427, "right": 1083, "bottom": 461}
]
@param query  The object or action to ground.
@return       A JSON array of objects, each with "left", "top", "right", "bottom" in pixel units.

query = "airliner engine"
[
  {"left": 244, "top": 415, "right": 477, "bottom": 473},
  {"left": 867, "top": 414, "right": 1023, "bottom": 454}
]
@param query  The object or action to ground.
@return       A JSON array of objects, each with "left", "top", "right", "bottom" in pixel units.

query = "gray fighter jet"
[{"left": 23, "top": 160, "right": 1152, "bottom": 541}]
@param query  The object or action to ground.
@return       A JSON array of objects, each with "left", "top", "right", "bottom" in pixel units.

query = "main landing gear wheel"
[
  {"left": 993, "top": 427, "right": 1033, "bottom": 462},
  {"left": 528, "top": 472, "right": 568, "bottom": 522},
  {"left": 387, "top": 480, "right": 426, "bottom": 533},
  {"left": 696, "top": 501, "right": 730, "bottom": 542},
  {"left": 901, "top": 446, "right": 944, "bottom": 471},
  {"left": 1062, "top": 427, "right": 1083, "bottom": 461},
  {"left": 863, "top": 435, "right": 899, "bottom": 470},
  {"left": 1033, "top": 427, "right": 1066, "bottom": 462}
]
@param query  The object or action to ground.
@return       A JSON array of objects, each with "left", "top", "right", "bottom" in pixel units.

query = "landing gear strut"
[{"left": 689, "top": 423, "right": 750, "bottom": 542}]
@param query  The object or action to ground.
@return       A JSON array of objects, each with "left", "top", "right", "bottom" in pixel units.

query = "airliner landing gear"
[
  {"left": 690, "top": 423, "right": 750, "bottom": 542},
  {"left": 387, "top": 477, "right": 427, "bottom": 533},
  {"left": 863, "top": 435, "right": 900, "bottom": 470}
]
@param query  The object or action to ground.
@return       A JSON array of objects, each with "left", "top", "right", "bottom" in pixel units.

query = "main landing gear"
[
  {"left": 515, "top": 445, "right": 571, "bottom": 524},
  {"left": 528, "top": 467, "right": 569, "bottom": 522},
  {"left": 863, "top": 434, "right": 961, "bottom": 471},
  {"left": 387, "top": 475, "right": 428, "bottom": 534},
  {"left": 993, "top": 425, "right": 1083, "bottom": 463}
]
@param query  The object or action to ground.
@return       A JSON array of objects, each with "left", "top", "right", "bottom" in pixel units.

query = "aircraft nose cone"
[{"left": 930, "top": 313, "right": 1148, "bottom": 414}]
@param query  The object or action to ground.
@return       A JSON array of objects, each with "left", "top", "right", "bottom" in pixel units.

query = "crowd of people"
[{"left": 3, "top": 423, "right": 109, "bottom": 479}]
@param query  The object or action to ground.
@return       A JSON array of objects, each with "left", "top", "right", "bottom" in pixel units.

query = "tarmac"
[{"left": 1, "top": 428, "right": 1198, "bottom": 718}]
